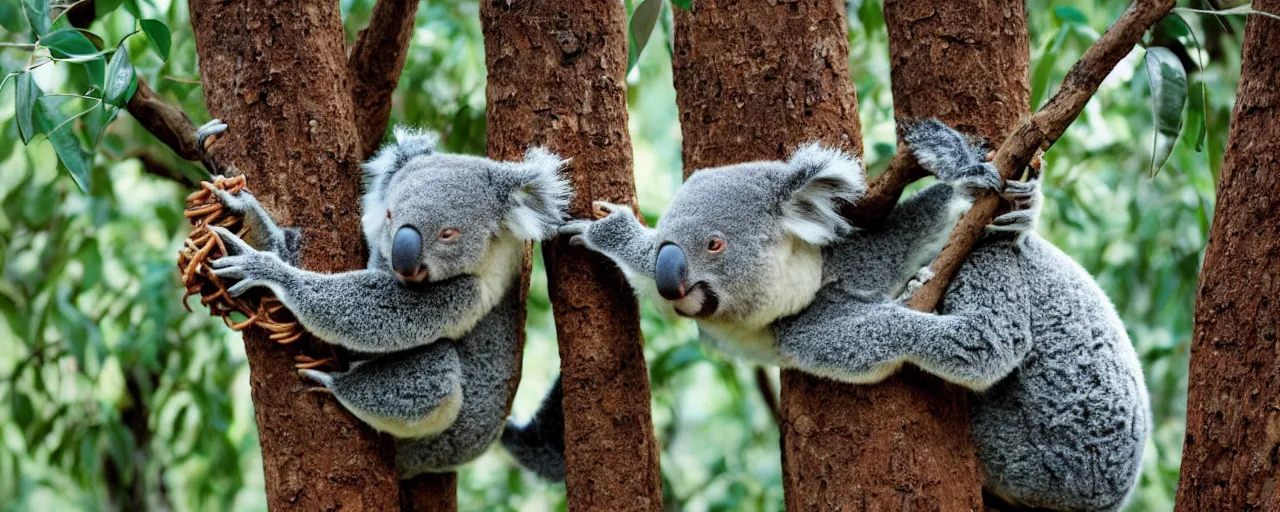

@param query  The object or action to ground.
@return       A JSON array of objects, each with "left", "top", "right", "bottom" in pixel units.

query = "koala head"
[
  {"left": 362, "top": 128, "right": 570, "bottom": 283},
  {"left": 651, "top": 144, "right": 865, "bottom": 324}
]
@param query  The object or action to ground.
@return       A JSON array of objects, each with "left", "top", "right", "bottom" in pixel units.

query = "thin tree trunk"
[
  {"left": 348, "top": 0, "right": 422, "bottom": 158},
  {"left": 669, "top": 3, "right": 868, "bottom": 509},
  {"left": 481, "top": 1, "right": 663, "bottom": 510},
  {"left": 1176, "top": 1, "right": 1280, "bottom": 509},
  {"left": 188, "top": 1, "right": 401, "bottom": 509}
]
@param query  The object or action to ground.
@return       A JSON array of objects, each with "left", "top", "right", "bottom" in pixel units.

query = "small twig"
[
  {"left": 906, "top": 0, "right": 1177, "bottom": 312},
  {"left": 126, "top": 78, "right": 204, "bottom": 162}
]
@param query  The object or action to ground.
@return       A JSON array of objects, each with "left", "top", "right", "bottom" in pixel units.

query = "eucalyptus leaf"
[
  {"left": 36, "top": 98, "right": 94, "bottom": 191},
  {"left": 0, "top": 1, "right": 26, "bottom": 33},
  {"left": 1031, "top": 27, "right": 1070, "bottom": 109},
  {"left": 16, "top": 72, "right": 43, "bottom": 144},
  {"left": 104, "top": 46, "right": 137, "bottom": 107},
  {"left": 23, "top": 0, "right": 50, "bottom": 36},
  {"left": 627, "top": 0, "right": 663, "bottom": 73},
  {"left": 671, "top": 0, "right": 692, "bottom": 9},
  {"left": 1053, "top": 5, "right": 1088, "bottom": 25},
  {"left": 11, "top": 392, "right": 35, "bottom": 427},
  {"left": 140, "top": 19, "right": 172, "bottom": 61},
  {"left": 1144, "top": 47, "right": 1188, "bottom": 176},
  {"left": 39, "top": 28, "right": 107, "bottom": 87}
]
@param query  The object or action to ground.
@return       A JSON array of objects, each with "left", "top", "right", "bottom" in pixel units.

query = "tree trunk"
[
  {"left": 669, "top": 3, "right": 863, "bottom": 509},
  {"left": 794, "top": 1, "right": 1031, "bottom": 509},
  {"left": 672, "top": 0, "right": 1029, "bottom": 507},
  {"left": 188, "top": 1, "right": 401, "bottom": 509},
  {"left": 1176, "top": 1, "right": 1280, "bottom": 509},
  {"left": 481, "top": 1, "right": 663, "bottom": 511}
]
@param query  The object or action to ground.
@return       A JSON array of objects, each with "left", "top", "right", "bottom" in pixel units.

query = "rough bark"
[
  {"left": 784, "top": 1, "right": 1034, "bottom": 509},
  {"left": 399, "top": 472, "right": 458, "bottom": 512},
  {"left": 348, "top": 0, "right": 421, "bottom": 158},
  {"left": 481, "top": 1, "right": 663, "bottom": 510},
  {"left": 188, "top": 1, "right": 401, "bottom": 510},
  {"left": 1175, "top": 1, "right": 1280, "bottom": 509},
  {"left": 669, "top": 2, "right": 878, "bottom": 509}
]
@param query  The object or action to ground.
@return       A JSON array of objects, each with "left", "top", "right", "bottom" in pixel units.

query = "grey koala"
[
  {"left": 565, "top": 120, "right": 1150, "bottom": 511},
  {"left": 205, "top": 125, "right": 571, "bottom": 477}
]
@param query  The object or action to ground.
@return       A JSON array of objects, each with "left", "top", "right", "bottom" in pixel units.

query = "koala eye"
[
  {"left": 438, "top": 228, "right": 460, "bottom": 242},
  {"left": 707, "top": 237, "right": 726, "bottom": 254}
]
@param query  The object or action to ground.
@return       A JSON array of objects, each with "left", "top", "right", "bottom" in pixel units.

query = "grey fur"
[
  {"left": 208, "top": 127, "right": 571, "bottom": 477},
  {"left": 567, "top": 119, "right": 1150, "bottom": 510}
]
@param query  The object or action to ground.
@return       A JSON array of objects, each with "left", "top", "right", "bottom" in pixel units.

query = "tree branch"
[
  {"left": 126, "top": 78, "right": 203, "bottom": 161},
  {"left": 347, "top": 0, "right": 421, "bottom": 159},
  {"left": 843, "top": 151, "right": 927, "bottom": 227},
  {"left": 905, "top": 0, "right": 1176, "bottom": 312}
]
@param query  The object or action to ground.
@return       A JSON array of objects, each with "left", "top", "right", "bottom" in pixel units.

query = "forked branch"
[
  {"left": 348, "top": 0, "right": 421, "bottom": 159},
  {"left": 906, "top": 0, "right": 1176, "bottom": 312}
]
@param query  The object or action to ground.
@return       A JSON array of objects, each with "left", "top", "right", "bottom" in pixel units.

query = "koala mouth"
[
  {"left": 394, "top": 266, "right": 430, "bottom": 284},
  {"left": 672, "top": 282, "right": 719, "bottom": 318}
]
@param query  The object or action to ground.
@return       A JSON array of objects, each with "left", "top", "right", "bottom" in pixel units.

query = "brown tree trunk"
[
  {"left": 348, "top": 0, "right": 421, "bottom": 158},
  {"left": 673, "top": 0, "right": 1029, "bottom": 507},
  {"left": 481, "top": 1, "right": 663, "bottom": 511},
  {"left": 1176, "top": 1, "right": 1280, "bottom": 509},
  {"left": 794, "top": 1, "right": 1032, "bottom": 509},
  {"left": 188, "top": 1, "right": 401, "bottom": 509}
]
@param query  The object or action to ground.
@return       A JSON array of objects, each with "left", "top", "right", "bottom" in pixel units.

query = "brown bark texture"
[
  {"left": 348, "top": 0, "right": 421, "bottom": 159},
  {"left": 481, "top": 1, "right": 663, "bottom": 511},
  {"left": 188, "top": 1, "right": 401, "bottom": 509},
  {"left": 127, "top": 79, "right": 202, "bottom": 161},
  {"left": 399, "top": 472, "right": 458, "bottom": 512},
  {"left": 784, "top": 1, "right": 1034, "bottom": 509},
  {"left": 1175, "top": 1, "right": 1280, "bottom": 509}
]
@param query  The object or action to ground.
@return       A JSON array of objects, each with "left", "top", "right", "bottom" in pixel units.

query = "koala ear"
[
  {"left": 361, "top": 127, "right": 440, "bottom": 243},
  {"left": 777, "top": 143, "right": 866, "bottom": 245},
  {"left": 503, "top": 147, "right": 573, "bottom": 241}
]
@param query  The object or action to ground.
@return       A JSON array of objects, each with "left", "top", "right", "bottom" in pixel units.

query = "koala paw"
[
  {"left": 559, "top": 202, "right": 640, "bottom": 250},
  {"left": 948, "top": 162, "right": 1002, "bottom": 197},
  {"left": 989, "top": 175, "right": 1042, "bottom": 235},
  {"left": 195, "top": 119, "right": 227, "bottom": 152},
  {"left": 206, "top": 184, "right": 259, "bottom": 215},
  {"left": 897, "top": 266, "right": 935, "bottom": 301},
  {"left": 207, "top": 226, "right": 291, "bottom": 297}
]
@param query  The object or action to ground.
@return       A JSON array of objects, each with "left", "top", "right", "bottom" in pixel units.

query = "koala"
[
  {"left": 565, "top": 120, "right": 1150, "bottom": 511},
  {"left": 205, "top": 125, "right": 571, "bottom": 477}
]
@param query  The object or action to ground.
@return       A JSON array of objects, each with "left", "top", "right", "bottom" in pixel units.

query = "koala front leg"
[
  {"left": 208, "top": 227, "right": 484, "bottom": 353},
  {"left": 560, "top": 201, "right": 659, "bottom": 291},
  {"left": 777, "top": 248, "right": 1033, "bottom": 390},
  {"left": 987, "top": 175, "right": 1043, "bottom": 236},
  {"left": 208, "top": 186, "right": 301, "bottom": 264}
]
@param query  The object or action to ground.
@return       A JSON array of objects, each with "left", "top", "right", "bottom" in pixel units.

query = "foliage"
[{"left": 0, "top": 0, "right": 1252, "bottom": 510}]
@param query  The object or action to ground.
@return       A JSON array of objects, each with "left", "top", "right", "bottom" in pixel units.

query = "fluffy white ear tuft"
[
  {"left": 504, "top": 147, "right": 573, "bottom": 241},
  {"left": 360, "top": 127, "right": 440, "bottom": 245},
  {"left": 779, "top": 143, "right": 866, "bottom": 246}
]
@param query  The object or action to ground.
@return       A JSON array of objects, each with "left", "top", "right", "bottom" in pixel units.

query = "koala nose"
[
  {"left": 655, "top": 243, "right": 689, "bottom": 300},
  {"left": 391, "top": 226, "right": 424, "bottom": 280}
]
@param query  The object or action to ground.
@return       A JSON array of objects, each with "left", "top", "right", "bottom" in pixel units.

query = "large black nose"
[
  {"left": 391, "top": 226, "right": 423, "bottom": 278},
  {"left": 655, "top": 243, "right": 688, "bottom": 300}
]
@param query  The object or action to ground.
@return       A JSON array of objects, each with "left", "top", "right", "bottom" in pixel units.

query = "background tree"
[
  {"left": 0, "top": 0, "right": 1248, "bottom": 510},
  {"left": 1176, "top": 0, "right": 1280, "bottom": 509}
]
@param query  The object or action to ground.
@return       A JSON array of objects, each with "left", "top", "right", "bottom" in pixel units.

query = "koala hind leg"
[{"left": 301, "top": 342, "right": 463, "bottom": 439}]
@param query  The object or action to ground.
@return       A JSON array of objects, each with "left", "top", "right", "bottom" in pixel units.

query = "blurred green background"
[{"left": 0, "top": 0, "right": 1240, "bottom": 510}]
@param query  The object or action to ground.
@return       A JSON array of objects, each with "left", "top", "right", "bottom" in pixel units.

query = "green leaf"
[
  {"left": 1053, "top": 5, "right": 1088, "bottom": 25},
  {"left": 0, "top": 1, "right": 26, "bottom": 33},
  {"left": 140, "top": 19, "right": 171, "bottom": 61},
  {"left": 627, "top": 0, "right": 663, "bottom": 73},
  {"left": 36, "top": 98, "right": 94, "bottom": 191},
  {"left": 96, "top": 0, "right": 124, "bottom": 18},
  {"left": 103, "top": 46, "right": 137, "bottom": 107},
  {"left": 16, "top": 72, "right": 43, "bottom": 144},
  {"left": 23, "top": 0, "right": 50, "bottom": 36},
  {"left": 76, "top": 239, "right": 103, "bottom": 289},
  {"left": 1031, "top": 27, "right": 1070, "bottom": 109},
  {"left": 1144, "top": 47, "right": 1188, "bottom": 176},
  {"left": 83, "top": 103, "right": 120, "bottom": 149},
  {"left": 671, "top": 0, "right": 692, "bottom": 9},
  {"left": 39, "top": 28, "right": 107, "bottom": 87}
]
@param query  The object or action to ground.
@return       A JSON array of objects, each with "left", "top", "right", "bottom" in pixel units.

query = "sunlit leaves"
[
  {"left": 40, "top": 28, "right": 108, "bottom": 88},
  {"left": 16, "top": 73, "right": 41, "bottom": 144},
  {"left": 140, "top": 19, "right": 171, "bottom": 61},
  {"left": 627, "top": 0, "right": 663, "bottom": 73},
  {"left": 1144, "top": 47, "right": 1188, "bottom": 176},
  {"left": 23, "top": 0, "right": 50, "bottom": 36}
]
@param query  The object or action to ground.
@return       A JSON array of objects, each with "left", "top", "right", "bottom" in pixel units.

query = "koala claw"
[
  {"left": 195, "top": 120, "right": 227, "bottom": 151},
  {"left": 988, "top": 210, "right": 1037, "bottom": 234},
  {"left": 898, "top": 266, "right": 935, "bottom": 301},
  {"left": 208, "top": 226, "right": 252, "bottom": 255}
]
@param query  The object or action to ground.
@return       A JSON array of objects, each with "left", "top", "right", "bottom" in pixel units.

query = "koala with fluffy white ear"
[
  {"left": 207, "top": 127, "right": 572, "bottom": 477},
  {"left": 567, "top": 120, "right": 1150, "bottom": 510}
]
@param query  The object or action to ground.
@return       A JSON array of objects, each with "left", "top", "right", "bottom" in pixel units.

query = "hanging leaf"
[
  {"left": 1030, "top": 27, "right": 1070, "bottom": 109},
  {"left": 0, "top": 1, "right": 26, "bottom": 33},
  {"left": 40, "top": 28, "right": 108, "bottom": 87},
  {"left": 140, "top": 19, "right": 172, "bottom": 61},
  {"left": 16, "top": 72, "right": 43, "bottom": 144},
  {"left": 627, "top": 0, "right": 663, "bottom": 74},
  {"left": 83, "top": 103, "right": 120, "bottom": 149},
  {"left": 1144, "top": 47, "right": 1188, "bottom": 176},
  {"left": 37, "top": 98, "right": 94, "bottom": 191},
  {"left": 1053, "top": 5, "right": 1088, "bottom": 25},
  {"left": 23, "top": 0, "right": 50, "bottom": 36},
  {"left": 104, "top": 46, "right": 137, "bottom": 107}
]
